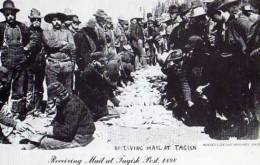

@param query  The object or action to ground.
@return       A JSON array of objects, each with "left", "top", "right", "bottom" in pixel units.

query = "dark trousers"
[
  {"left": 1, "top": 46, "right": 28, "bottom": 114},
  {"left": 26, "top": 62, "right": 45, "bottom": 111},
  {"left": 46, "top": 60, "right": 73, "bottom": 93},
  {"left": 213, "top": 54, "right": 247, "bottom": 122}
]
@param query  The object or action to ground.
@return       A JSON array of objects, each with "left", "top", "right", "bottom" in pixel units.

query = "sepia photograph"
[{"left": 0, "top": 0, "right": 259, "bottom": 164}]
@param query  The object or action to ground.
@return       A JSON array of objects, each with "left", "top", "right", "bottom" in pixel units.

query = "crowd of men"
[
  {"left": 0, "top": 0, "right": 141, "bottom": 149},
  {"left": 0, "top": 0, "right": 259, "bottom": 149},
  {"left": 159, "top": 0, "right": 260, "bottom": 139}
]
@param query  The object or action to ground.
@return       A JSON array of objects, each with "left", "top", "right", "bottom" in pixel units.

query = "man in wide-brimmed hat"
[
  {"left": 168, "top": 3, "right": 191, "bottom": 50},
  {"left": 240, "top": 4, "right": 259, "bottom": 24},
  {"left": 0, "top": 0, "right": 30, "bottom": 116},
  {"left": 63, "top": 9, "right": 81, "bottom": 35},
  {"left": 189, "top": 5, "right": 210, "bottom": 37},
  {"left": 73, "top": 18, "right": 100, "bottom": 96},
  {"left": 70, "top": 15, "right": 81, "bottom": 34},
  {"left": 115, "top": 16, "right": 129, "bottom": 53},
  {"left": 62, "top": 8, "right": 74, "bottom": 29},
  {"left": 166, "top": 4, "right": 182, "bottom": 41},
  {"left": 43, "top": 11, "right": 75, "bottom": 114},
  {"left": 25, "top": 8, "right": 46, "bottom": 113},
  {"left": 93, "top": 9, "right": 108, "bottom": 54},
  {"left": 129, "top": 15, "right": 146, "bottom": 69},
  {"left": 105, "top": 16, "right": 117, "bottom": 58},
  {"left": 206, "top": 0, "right": 251, "bottom": 138},
  {"left": 218, "top": 0, "right": 240, "bottom": 15}
]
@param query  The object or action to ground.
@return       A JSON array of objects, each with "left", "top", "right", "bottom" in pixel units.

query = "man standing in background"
[{"left": 0, "top": 0, "right": 30, "bottom": 118}]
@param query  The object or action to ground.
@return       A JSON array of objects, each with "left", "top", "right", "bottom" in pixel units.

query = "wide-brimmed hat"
[
  {"left": 44, "top": 12, "right": 67, "bottom": 23},
  {"left": 190, "top": 6, "right": 206, "bottom": 18},
  {"left": 0, "top": 0, "right": 19, "bottom": 13},
  {"left": 241, "top": 4, "right": 253, "bottom": 12},
  {"left": 168, "top": 5, "right": 179, "bottom": 14},
  {"left": 206, "top": 0, "right": 222, "bottom": 16},
  {"left": 118, "top": 16, "right": 127, "bottom": 21},
  {"left": 93, "top": 9, "right": 106, "bottom": 18},
  {"left": 63, "top": 8, "right": 77, "bottom": 18},
  {"left": 202, "top": 0, "right": 215, "bottom": 4},
  {"left": 123, "top": 20, "right": 129, "bottom": 25},
  {"left": 28, "top": 8, "right": 42, "bottom": 19},
  {"left": 218, "top": 0, "right": 240, "bottom": 10},
  {"left": 159, "top": 13, "right": 171, "bottom": 23},
  {"left": 131, "top": 14, "right": 143, "bottom": 20}
]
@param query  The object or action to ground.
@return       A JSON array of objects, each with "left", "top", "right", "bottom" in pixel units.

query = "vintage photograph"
[{"left": 0, "top": 0, "right": 259, "bottom": 163}]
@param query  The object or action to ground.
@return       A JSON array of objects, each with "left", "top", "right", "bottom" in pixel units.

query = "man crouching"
[{"left": 34, "top": 82, "right": 95, "bottom": 150}]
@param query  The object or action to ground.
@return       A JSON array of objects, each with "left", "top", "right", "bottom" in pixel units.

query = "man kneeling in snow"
[{"left": 33, "top": 82, "right": 95, "bottom": 149}]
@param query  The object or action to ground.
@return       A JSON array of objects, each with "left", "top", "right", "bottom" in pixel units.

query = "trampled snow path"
[
  {"left": 0, "top": 65, "right": 212, "bottom": 150},
  {"left": 94, "top": 65, "right": 212, "bottom": 146}
]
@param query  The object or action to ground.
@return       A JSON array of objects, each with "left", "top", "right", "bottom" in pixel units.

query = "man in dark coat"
[
  {"left": 209, "top": 0, "right": 250, "bottom": 138},
  {"left": 35, "top": 82, "right": 95, "bottom": 150},
  {"left": 0, "top": 0, "right": 30, "bottom": 117},
  {"left": 93, "top": 9, "right": 107, "bottom": 54},
  {"left": 79, "top": 53, "right": 119, "bottom": 121},
  {"left": 115, "top": 16, "right": 129, "bottom": 53},
  {"left": 75, "top": 18, "right": 98, "bottom": 71},
  {"left": 247, "top": 0, "right": 260, "bottom": 124},
  {"left": 25, "top": 8, "right": 45, "bottom": 113},
  {"left": 74, "top": 18, "right": 99, "bottom": 96},
  {"left": 130, "top": 17, "right": 145, "bottom": 68}
]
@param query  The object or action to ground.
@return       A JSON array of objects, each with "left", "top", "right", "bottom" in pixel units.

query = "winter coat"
[
  {"left": 129, "top": 23, "right": 144, "bottom": 41},
  {"left": 52, "top": 94, "right": 96, "bottom": 142},
  {"left": 115, "top": 23, "right": 128, "bottom": 47},
  {"left": 0, "top": 21, "right": 30, "bottom": 66},
  {"left": 25, "top": 26, "right": 45, "bottom": 65},
  {"left": 74, "top": 27, "right": 97, "bottom": 71},
  {"left": 0, "top": 21, "right": 29, "bottom": 47},
  {"left": 43, "top": 28, "right": 75, "bottom": 62}
]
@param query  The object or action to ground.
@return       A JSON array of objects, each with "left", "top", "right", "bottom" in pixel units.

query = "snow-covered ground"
[{"left": 93, "top": 65, "right": 212, "bottom": 147}]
